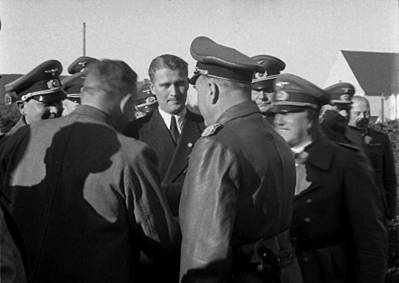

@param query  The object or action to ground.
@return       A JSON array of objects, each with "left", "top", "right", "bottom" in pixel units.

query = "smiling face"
[
  {"left": 274, "top": 110, "right": 312, "bottom": 148},
  {"left": 151, "top": 68, "right": 188, "bottom": 115},
  {"left": 19, "top": 98, "right": 63, "bottom": 124}
]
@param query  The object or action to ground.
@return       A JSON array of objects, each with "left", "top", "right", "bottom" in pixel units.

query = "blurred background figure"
[
  {"left": 251, "top": 55, "right": 285, "bottom": 122},
  {"left": 61, "top": 56, "right": 99, "bottom": 116},
  {"left": 135, "top": 82, "right": 158, "bottom": 119},
  {"left": 273, "top": 74, "right": 388, "bottom": 283},
  {"left": 320, "top": 82, "right": 365, "bottom": 150},
  {"left": 349, "top": 95, "right": 398, "bottom": 222},
  {"left": 4, "top": 60, "right": 66, "bottom": 136}
]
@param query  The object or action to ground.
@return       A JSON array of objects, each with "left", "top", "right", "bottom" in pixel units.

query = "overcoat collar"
[
  {"left": 216, "top": 101, "right": 260, "bottom": 125},
  {"left": 70, "top": 105, "right": 111, "bottom": 126},
  {"left": 305, "top": 135, "right": 336, "bottom": 171}
]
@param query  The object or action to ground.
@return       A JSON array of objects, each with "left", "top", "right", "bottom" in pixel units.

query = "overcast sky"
[{"left": 0, "top": 0, "right": 397, "bottom": 86}]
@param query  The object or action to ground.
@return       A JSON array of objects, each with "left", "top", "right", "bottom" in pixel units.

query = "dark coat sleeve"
[
  {"left": 124, "top": 143, "right": 181, "bottom": 262},
  {"left": 381, "top": 133, "right": 397, "bottom": 219},
  {"left": 343, "top": 149, "right": 388, "bottom": 283},
  {"left": 179, "top": 137, "right": 239, "bottom": 283}
]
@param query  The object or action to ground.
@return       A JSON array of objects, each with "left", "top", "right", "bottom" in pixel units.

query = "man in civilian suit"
[{"left": 124, "top": 54, "right": 205, "bottom": 216}]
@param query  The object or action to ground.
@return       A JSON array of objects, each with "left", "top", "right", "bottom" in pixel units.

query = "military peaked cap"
[
  {"left": 136, "top": 83, "right": 158, "bottom": 114},
  {"left": 5, "top": 59, "right": 66, "bottom": 102},
  {"left": 324, "top": 82, "right": 355, "bottom": 105},
  {"left": 251, "top": 55, "right": 285, "bottom": 90},
  {"left": 67, "top": 56, "right": 99, "bottom": 75},
  {"left": 62, "top": 56, "right": 99, "bottom": 99},
  {"left": 189, "top": 36, "right": 265, "bottom": 85},
  {"left": 273, "top": 73, "right": 330, "bottom": 112}
]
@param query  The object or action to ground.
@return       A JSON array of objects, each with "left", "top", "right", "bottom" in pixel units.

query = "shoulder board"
[
  {"left": 335, "top": 142, "right": 360, "bottom": 151},
  {"left": 371, "top": 128, "right": 385, "bottom": 135},
  {"left": 201, "top": 123, "right": 223, "bottom": 137}
]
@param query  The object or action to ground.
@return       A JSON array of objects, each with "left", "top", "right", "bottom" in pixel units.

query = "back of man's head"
[
  {"left": 148, "top": 54, "right": 188, "bottom": 81},
  {"left": 352, "top": 95, "right": 370, "bottom": 108},
  {"left": 81, "top": 59, "right": 138, "bottom": 130},
  {"left": 83, "top": 59, "right": 137, "bottom": 99}
]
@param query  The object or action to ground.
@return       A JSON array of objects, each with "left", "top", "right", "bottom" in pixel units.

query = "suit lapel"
[
  {"left": 163, "top": 110, "right": 204, "bottom": 184},
  {"left": 141, "top": 109, "right": 176, "bottom": 169}
]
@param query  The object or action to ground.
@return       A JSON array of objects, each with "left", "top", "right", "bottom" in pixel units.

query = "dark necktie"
[
  {"left": 170, "top": 115, "right": 180, "bottom": 144},
  {"left": 293, "top": 151, "right": 309, "bottom": 165}
]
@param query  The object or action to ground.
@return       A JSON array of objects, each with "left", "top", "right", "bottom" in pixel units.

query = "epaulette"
[
  {"left": 371, "top": 128, "right": 385, "bottom": 135},
  {"left": 335, "top": 142, "right": 360, "bottom": 151},
  {"left": 201, "top": 123, "right": 223, "bottom": 137}
]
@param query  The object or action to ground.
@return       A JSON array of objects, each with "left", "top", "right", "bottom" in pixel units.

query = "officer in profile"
[
  {"left": 134, "top": 82, "right": 158, "bottom": 119},
  {"left": 4, "top": 60, "right": 66, "bottom": 135},
  {"left": 349, "top": 95, "right": 397, "bottom": 223},
  {"left": 320, "top": 82, "right": 364, "bottom": 149},
  {"left": 179, "top": 36, "right": 296, "bottom": 283},
  {"left": 62, "top": 56, "right": 99, "bottom": 116},
  {"left": 251, "top": 55, "right": 285, "bottom": 120},
  {"left": 273, "top": 74, "right": 388, "bottom": 283}
]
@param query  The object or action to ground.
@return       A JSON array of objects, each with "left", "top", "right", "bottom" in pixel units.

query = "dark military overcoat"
[
  {"left": 364, "top": 127, "right": 397, "bottom": 220},
  {"left": 291, "top": 136, "right": 388, "bottom": 283},
  {"left": 179, "top": 101, "right": 295, "bottom": 282}
]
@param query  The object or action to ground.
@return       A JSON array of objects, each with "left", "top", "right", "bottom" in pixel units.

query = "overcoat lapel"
[{"left": 294, "top": 137, "right": 335, "bottom": 198}]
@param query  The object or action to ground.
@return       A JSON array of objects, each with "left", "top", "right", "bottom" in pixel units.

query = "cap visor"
[
  {"left": 189, "top": 74, "right": 200, "bottom": 85},
  {"left": 33, "top": 89, "right": 67, "bottom": 102}
]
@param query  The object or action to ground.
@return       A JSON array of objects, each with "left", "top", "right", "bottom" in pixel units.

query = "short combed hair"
[
  {"left": 352, "top": 95, "right": 370, "bottom": 108},
  {"left": 85, "top": 59, "right": 138, "bottom": 97},
  {"left": 209, "top": 77, "right": 252, "bottom": 93},
  {"left": 148, "top": 54, "right": 188, "bottom": 82}
]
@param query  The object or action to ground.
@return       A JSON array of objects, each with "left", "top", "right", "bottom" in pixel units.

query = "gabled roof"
[{"left": 342, "top": 50, "right": 399, "bottom": 95}]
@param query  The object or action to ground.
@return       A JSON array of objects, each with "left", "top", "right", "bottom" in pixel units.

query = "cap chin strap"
[
  {"left": 21, "top": 87, "right": 64, "bottom": 102},
  {"left": 252, "top": 74, "right": 278, "bottom": 83},
  {"left": 274, "top": 101, "right": 319, "bottom": 109},
  {"left": 136, "top": 97, "right": 157, "bottom": 108}
]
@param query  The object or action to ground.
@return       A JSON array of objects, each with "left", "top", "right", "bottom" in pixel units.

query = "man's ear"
[
  {"left": 16, "top": 101, "right": 25, "bottom": 115},
  {"left": 209, "top": 82, "right": 219, "bottom": 105},
  {"left": 150, "top": 82, "right": 156, "bottom": 95},
  {"left": 120, "top": 93, "right": 133, "bottom": 113}
]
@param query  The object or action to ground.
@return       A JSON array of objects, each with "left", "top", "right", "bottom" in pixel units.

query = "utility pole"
[
  {"left": 381, "top": 93, "right": 385, "bottom": 122},
  {"left": 83, "top": 22, "right": 86, "bottom": 56}
]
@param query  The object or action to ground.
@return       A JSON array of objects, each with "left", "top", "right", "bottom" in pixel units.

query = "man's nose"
[
  {"left": 260, "top": 91, "right": 268, "bottom": 100},
  {"left": 273, "top": 114, "right": 284, "bottom": 126},
  {"left": 338, "top": 110, "right": 348, "bottom": 118},
  {"left": 50, "top": 104, "right": 62, "bottom": 116},
  {"left": 169, "top": 84, "right": 178, "bottom": 96}
]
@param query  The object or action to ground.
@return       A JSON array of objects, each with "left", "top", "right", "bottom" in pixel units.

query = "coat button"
[
  {"left": 304, "top": 218, "right": 311, "bottom": 223},
  {"left": 188, "top": 142, "right": 193, "bottom": 148},
  {"left": 306, "top": 199, "right": 313, "bottom": 204}
]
